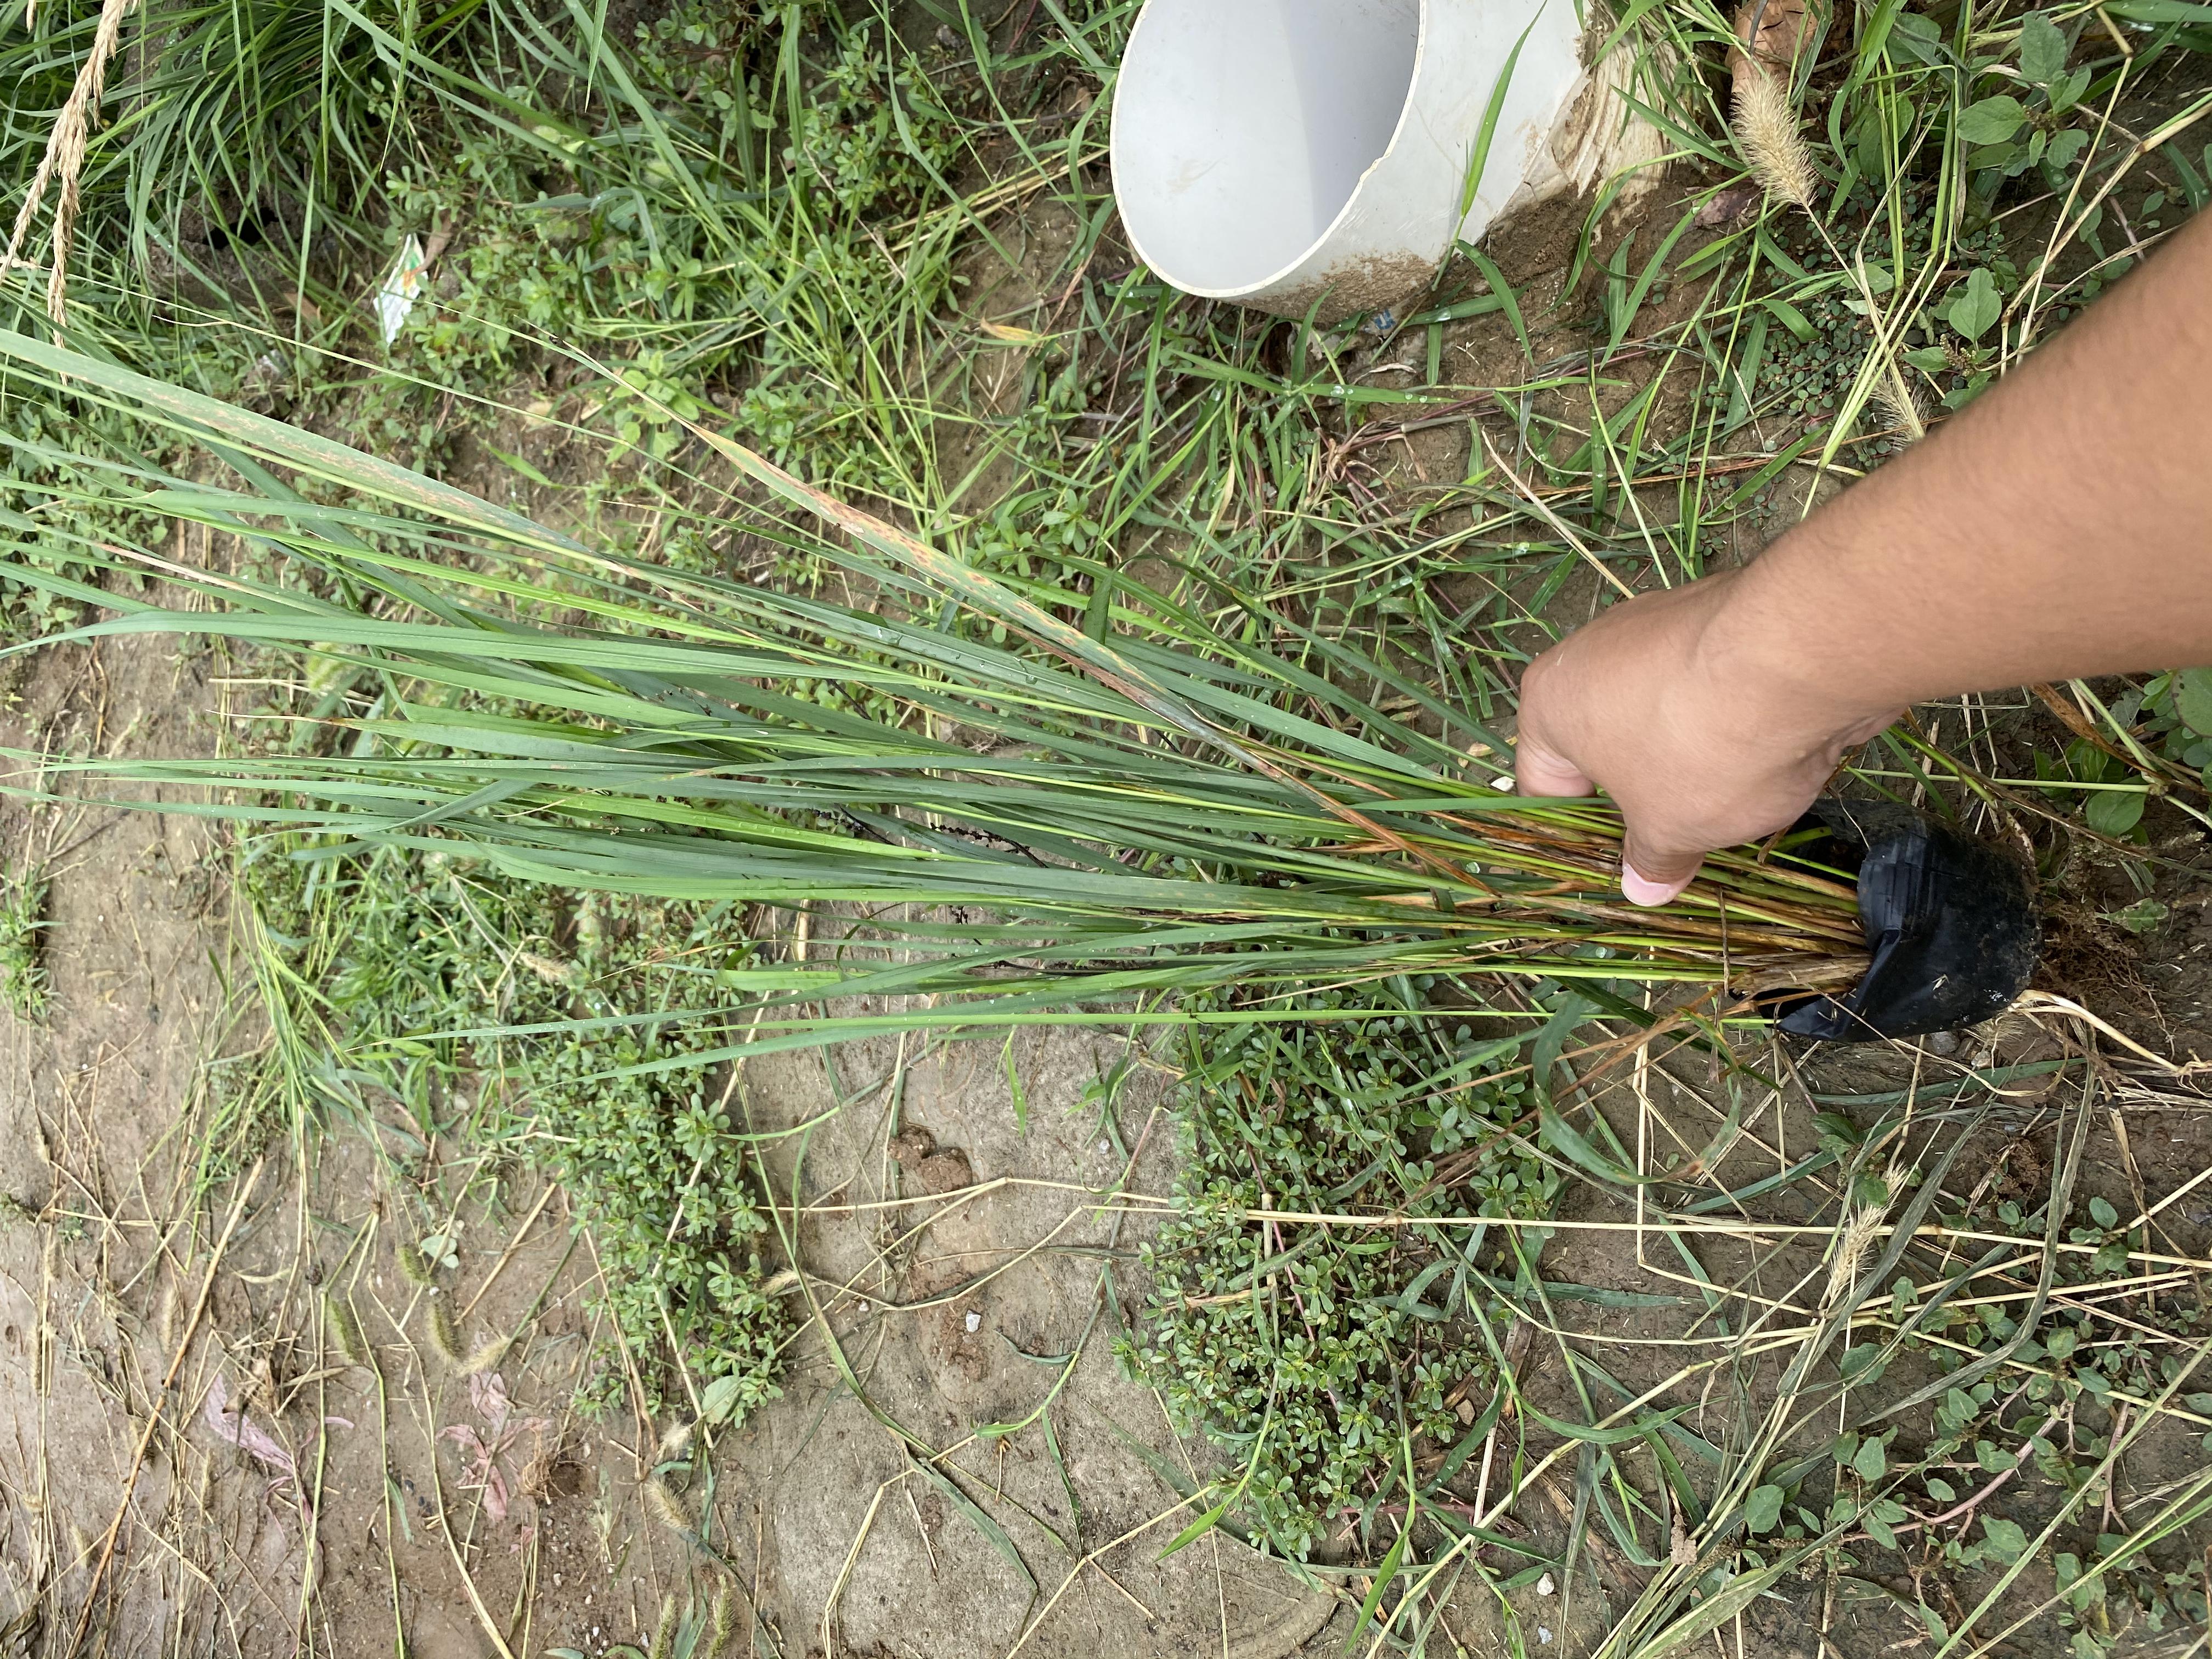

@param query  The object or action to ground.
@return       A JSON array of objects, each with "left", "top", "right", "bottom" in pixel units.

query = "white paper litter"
[{"left": 375, "top": 233, "right": 429, "bottom": 345}]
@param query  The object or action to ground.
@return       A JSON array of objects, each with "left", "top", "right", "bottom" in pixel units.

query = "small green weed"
[
  {"left": 0, "top": 862, "right": 49, "bottom": 1022},
  {"left": 2138, "top": 669, "right": 2212, "bottom": 783},
  {"left": 1744, "top": 177, "right": 2011, "bottom": 434},
  {"left": 364, "top": 4, "right": 974, "bottom": 489},
  {"left": 529, "top": 1022, "right": 786, "bottom": 1422},
  {"left": 2056, "top": 1538, "right": 2212, "bottom": 1654},
  {"left": 1122, "top": 984, "right": 1555, "bottom": 1559},
  {"left": 2029, "top": 671, "right": 2212, "bottom": 843},
  {"left": 0, "top": 388, "right": 193, "bottom": 647},
  {"left": 254, "top": 844, "right": 786, "bottom": 1418}
]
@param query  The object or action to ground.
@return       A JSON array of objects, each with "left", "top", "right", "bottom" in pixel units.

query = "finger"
[
  {"left": 1513, "top": 736, "right": 1594, "bottom": 799},
  {"left": 1620, "top": 841, "right": 1704, "bottom": 907}
]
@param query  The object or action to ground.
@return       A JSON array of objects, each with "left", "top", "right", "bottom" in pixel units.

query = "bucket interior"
[{"left": 1112, "top": 0, "right": 1421, "bottom": 295}]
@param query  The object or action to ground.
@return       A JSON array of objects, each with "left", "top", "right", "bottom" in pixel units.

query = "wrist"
[{"left": 1689, "top": 539, "right": 1904, "bottom": 758}]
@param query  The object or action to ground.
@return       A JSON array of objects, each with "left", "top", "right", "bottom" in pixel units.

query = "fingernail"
[{"left": 1622, "top": 862, "right": 1696, "bottom": 907}]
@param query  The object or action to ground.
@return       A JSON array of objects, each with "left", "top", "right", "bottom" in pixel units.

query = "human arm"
[{"left": 1515, "top": 206, "right": 2212, "bottom": 905}]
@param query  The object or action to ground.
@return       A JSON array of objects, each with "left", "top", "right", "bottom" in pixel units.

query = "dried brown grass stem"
[{"left": 1, "top": 0, "right": 139, "bottom": 326}]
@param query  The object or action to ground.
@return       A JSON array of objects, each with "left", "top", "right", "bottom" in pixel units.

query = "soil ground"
[
  {"left": 0, "top": 630, "right": 1367, "bottom": 1657},
  {"left": 5, "top": 157, "right": 2212, "bottom": 1659}
]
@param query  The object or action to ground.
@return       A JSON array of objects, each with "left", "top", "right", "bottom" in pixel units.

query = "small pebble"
[
  {"left": 1537, "top": 1572, "right": 1555, "bottom": 1596},
  {"left": 964, "top": 1311, "right": 983, "bottom": 1334},
  {"left": 1928, "top": 1030, "right": 1961, "bottom": 1057},
  {"left": 1538, "top": 1627, "right": 1554, "bottom": 1646}
]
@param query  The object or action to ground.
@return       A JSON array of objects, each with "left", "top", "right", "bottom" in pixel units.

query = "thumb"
[
  {"left": 1513, "top": 734, "right": 1594, "bottom": 799},
  {"left": 1620, "top": 836, "right": 1704, "bottom": 907}
]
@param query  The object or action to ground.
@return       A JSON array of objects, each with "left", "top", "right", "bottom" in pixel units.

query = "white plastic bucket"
[{"left": 1110, "top": 0, "right": 1604, "bottom": 323}]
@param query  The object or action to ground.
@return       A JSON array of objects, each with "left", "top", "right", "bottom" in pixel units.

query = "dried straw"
[
  {"left": 1872, "top": 362, "right": 1931, "bottom": 434},
  {"left": 2, "top": 0, "right": 140, "bottom": 326},
  {"left": 1821, "top": 1196, "right": 1887, "bottom": 1310}
]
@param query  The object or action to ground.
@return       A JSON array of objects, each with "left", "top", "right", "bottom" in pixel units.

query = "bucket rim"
[{"left": 1109, "top": 0, "right": 1436, "bottom": 305}]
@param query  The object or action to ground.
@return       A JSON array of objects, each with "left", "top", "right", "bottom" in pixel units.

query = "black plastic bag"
[{"left": 1769, "top": 800, "right": 2039, "bottom": 1042}]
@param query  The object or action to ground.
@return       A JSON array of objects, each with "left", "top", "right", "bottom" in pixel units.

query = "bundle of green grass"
[{"left": 4, "top": 334, "right": 1870, "bottom": 1034}]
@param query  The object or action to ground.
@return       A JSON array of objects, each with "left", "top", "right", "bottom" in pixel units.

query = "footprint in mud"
[{"left": 888, "top": 1125, "right": 975, "bottom": 1196}]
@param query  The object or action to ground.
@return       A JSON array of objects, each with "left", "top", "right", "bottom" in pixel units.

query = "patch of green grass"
[
  {"left": 0, "top": 1, "right": 1005, "bottom": 590},
  {"left": 247, "top": 843, "right": 787, "bottom": 1418},
  {"left": 0, "top": 861, "right": 49, "bottom": 1022},
  {"left": 527, "top": 1019, "right": 786, "bottom": 1420},
  {"left": 356, "top": 2, "right": 977, "bottom": 484},
  {"left": 0, "top": 383, "right": 196, "bottom": 646},
  {"left": 1728, "top": 173, "right": 2007, "bottom": 439},
  {"left": 0, "top": 0, "right": 450, "bottom": 323}
]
